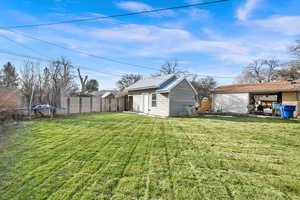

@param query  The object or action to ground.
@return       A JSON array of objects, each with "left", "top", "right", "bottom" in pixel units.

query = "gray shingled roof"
[{"left": 126, "top": 74, "right": 176, "bottom": 91}]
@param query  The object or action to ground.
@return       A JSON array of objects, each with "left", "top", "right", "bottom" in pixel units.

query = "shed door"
[{"left": 143, "top": 94, "right": 149, "bottom": 114}]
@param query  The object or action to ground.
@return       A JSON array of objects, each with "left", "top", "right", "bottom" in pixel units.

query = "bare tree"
[
  {"left": 51, "top": 57, "right": 76, "bottom": 93},
  {"left": 277, "top": 63, "right": 300, "bottom": 80},
  {"left": 48, "top": 57, "right": 76, "bottom": 107},
  {"left": 246, "top": 59, "right": 265, "bottom": 83},
  {"left": 117, "top": 74, "right": 143, "bottom": 91},
  {"left": 235, "top": 70, "right": 257, "bottom": 84},
  {"left": 41, "top": 67, "right": 52, "bottom": 104},
  {"left": 236, "top": 59, "right": 279, "bottom": 83},
  {"left": 77, "top": 68, "right": 88, "bottom": 93},
  {"left": 154, "top": 60, "right": 186, "bottom": 77},
  {"left": 20, "top": 60, "right": 38, "bottom": 110},
  {"left": 191, "top": 75, "right": 217, "bottom": 101},
  {"left": 36, "top": 69, "right": 44, "bottom": 104},
  {"left": 263, "top": 59, "right": 280, "bottom": 82},
  {"left": 277, "top": 38, "right": 300, "bottom": 80},
  {"left": 290, "top": 39, "right": 300, "bottom": 58},
  {"left": 19, "top": 57, "right": 76, "bottom": 112}
]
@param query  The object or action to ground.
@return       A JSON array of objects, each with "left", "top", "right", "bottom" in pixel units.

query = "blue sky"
[{"left": 0, "top": 0, "right": 299, "bottom": 89}]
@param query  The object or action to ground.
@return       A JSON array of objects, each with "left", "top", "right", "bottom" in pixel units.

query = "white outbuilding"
[{"left": 126, "top": 74, "right": 197, "bottom": 117}]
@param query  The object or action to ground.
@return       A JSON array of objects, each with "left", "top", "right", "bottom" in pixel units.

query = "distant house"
[
  {"left": 212, "top": 80, "right": 300, "bottom": 117},
  {"left": 126, "top": 74, "right": 197, "bottom": 117}
]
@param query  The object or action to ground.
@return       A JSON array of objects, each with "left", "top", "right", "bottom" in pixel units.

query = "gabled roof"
[
  {"left": 126, "top": 74, "right": 197, "bottom": 95},
  {"left": 126, "top": 74, "right": 176, "bottom": 91},
  {"left": 213, "top": 80, "right": 300, "bottom": 93},
  {"left": 157, "top": 76, "right": 198, "bottom": 95}
]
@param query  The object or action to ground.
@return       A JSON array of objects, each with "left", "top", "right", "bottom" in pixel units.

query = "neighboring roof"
[
  {"left": 91, "top": 90, "right": 113, "bottom": 96},
  {"left": 101, "top": 90, "right": 128, "bottom": 98},
  {"left": 126, "top": 74, "right": 176, "bottom": 91},
  {"left": 157, "top": 76, "right": 198, "bottom": 95},
  {"left": 101, "top": 91, "right": 113, "bottom": 98},
  {"left": 112, "top": 91, "right": 128, "bottom": 98},
  {"left": 213, "top": 80, "right": 300, "bottom": 93}
]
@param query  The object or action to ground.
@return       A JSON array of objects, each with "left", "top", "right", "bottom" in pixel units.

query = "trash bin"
[{"left": 280, "top": 105, "right": 296, "bottom": 118}]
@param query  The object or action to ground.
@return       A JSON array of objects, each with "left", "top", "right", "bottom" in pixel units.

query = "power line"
[
  {"left": 2, "top": 30, "right": 236, "bottom": 79},
  {"left": 0, "top": 49, "right": 236, "bottom": 79},
  {"left": 0, "top": 33, "right": 131, "bottom": 77},
  {"left": 0, "top": 49, "right": 124, "bottom": 77},
  {"left": 0, "top": 32, "right": 237, "bottom": 79},
  {"left": 3, "top": 29, "right": 160, "bottom": 71},
  {"left": 0, "top": 0, "right": 234, "bottom": 79},
  {"left": 0, "top": 33, "right": 53, "bottom": 60},
  {"left": 0, "top": 0, "right": 230, "bottom": 73},
  {"left": 0, "top": 49, "right": 51, "bottom": 62},
  {"left": 0, "top": 0, "right": 229, "bottom": 29},
  {"left": 0, "top": 48, "right": 236, "bottom": 80}
]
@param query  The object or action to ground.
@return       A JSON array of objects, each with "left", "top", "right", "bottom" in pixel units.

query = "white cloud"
[
  {"left": 185, "top": 8, "right": 210, "bottom": 19},
  {"left": 253, "top": 15, "right": 300, "bottom": 36},
  {"left": 185, "top": 0, "right": 202, "bottom": 4},
  {"left": 1, "top": 9, "right": 294, "bottom": 75},
  {"left": 116, "top": 1, "right": 175, "bottom": 17},
  {"left": 0, "top": 30, "right": 30, "bottom": 43},
  {"left": 90, "top": 24, "right": 190, "bottom": 43},
  {"left": 117, "top": 1, "right": 152, "bottom": 12},
  {"left": 37, "top": 22, "right": 292, "bottom": 65},
  {"left": 87, "top": 24, "right": 252, "bottom": 63},
  {"left": 237, "top": 0, "right": 262, "bottom": 21}
]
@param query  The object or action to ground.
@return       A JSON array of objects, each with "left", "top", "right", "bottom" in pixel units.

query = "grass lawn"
[{"left": 0, "top": 113, "right": 300, "bottom": 200}]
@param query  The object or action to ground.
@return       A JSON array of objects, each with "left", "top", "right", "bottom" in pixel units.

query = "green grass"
[{"left": 0, "top": 113, "right": 300, "bottom": 200}]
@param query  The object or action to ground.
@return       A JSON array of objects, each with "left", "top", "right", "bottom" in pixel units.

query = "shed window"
[{"left": 152, "top": 94, "right": 157, "bottom": 107}]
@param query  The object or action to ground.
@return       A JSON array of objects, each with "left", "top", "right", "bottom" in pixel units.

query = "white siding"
[
  {"left": 169, "top": 80, "right": 196, "bottom": 116},
  {"left": 132, "top": 94, "right": 144, "bottom": 113},
  {"left": 213, "top": 93, "right": 249, "bottom": 114},
  {"left": 149, "top": 93, "right": 169, "bottom": 117},
  {"left": 131, "top": 93, "right": 169, "bottom": 117}
]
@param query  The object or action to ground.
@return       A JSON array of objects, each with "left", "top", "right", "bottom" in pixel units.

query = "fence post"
[
  {"left": 79, "top": 97, "right": 82, "bottom": 114},
  {"left": 90, "top": 96, "right": 93, "bottom": 113},
  {"left": 67, "top": 97, "right": 70, "bottom": 114}
]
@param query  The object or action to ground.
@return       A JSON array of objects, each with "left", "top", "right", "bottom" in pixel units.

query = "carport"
[{"left": 212, "top": 80, "right": 300, "bottom": 117}]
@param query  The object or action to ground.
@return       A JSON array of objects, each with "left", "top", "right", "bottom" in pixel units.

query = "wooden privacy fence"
[{"left": 60, "top": 95, "right": 127, "bottom": 114}]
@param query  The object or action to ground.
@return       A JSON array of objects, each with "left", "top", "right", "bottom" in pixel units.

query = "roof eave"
[
  {"left": 213, "top": 88, "right": 300, "bottom": 94},
  {"left": 127, "top": 86, "right": 157, "bottom": 92},
  {"left": 157, "top": 90, "right": 170, "bottom": 93}
]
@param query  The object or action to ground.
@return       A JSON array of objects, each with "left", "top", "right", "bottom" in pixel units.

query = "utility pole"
[{"left": 29, "top": 82, "right": 36, "bottom": 120}]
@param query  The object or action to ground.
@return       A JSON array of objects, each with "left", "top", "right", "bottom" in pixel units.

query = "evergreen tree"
[{"left": 0, "top": 62, "right": 19, "bottom": 88}]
